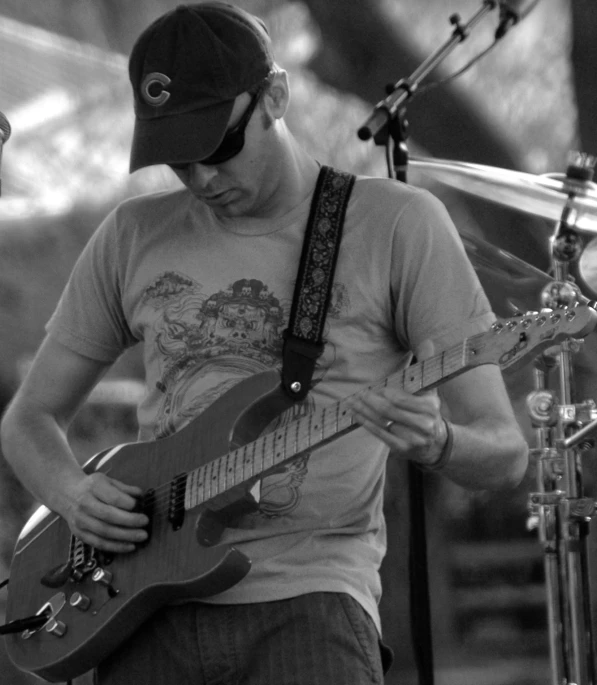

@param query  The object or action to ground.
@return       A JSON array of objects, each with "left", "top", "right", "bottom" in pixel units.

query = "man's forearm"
[
  {"left": 1, "top": 401, "right": 84, "bottom": 517},
  {"left": 430, "top": 416, "right": 528, "bottom": 491}
]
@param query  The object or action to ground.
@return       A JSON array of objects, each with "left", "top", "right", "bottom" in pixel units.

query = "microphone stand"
[
  {"left": 358, "top": 0, "right": 500, "bottom": 181},
  {"left": 357, "top": 4, "right": 504, "bottom": 685}
]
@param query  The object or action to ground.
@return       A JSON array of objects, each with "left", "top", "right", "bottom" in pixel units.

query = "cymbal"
[
  {"left": 460, "top": 231, "right": 552, "bottom": 317},
  {"left": 410, "top": 156, "right": 597, "bottom": 234}
]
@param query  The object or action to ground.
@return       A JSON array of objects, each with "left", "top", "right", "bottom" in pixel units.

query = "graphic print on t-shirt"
[
  {"left": 143, "top": 273, "right": 287, "bottom": 435},
  {"left": 140, "top": 271, "right": 346, "bottom": 518}
]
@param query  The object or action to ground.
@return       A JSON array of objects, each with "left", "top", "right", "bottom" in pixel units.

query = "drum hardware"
[
  {"left": 411, "top": 150, "right": 597, "bottom": 683},
  {"left": 357, "top": 8, "right": 542, "bottom": 684},
  {"left": 526, "top": 152, "right": 597, "bottom": 685},
  {"left": 459, "top": 230, "right": 554, "bottom": 317},
  {"left": 409, "top": 155, "right": 597, "bottom": 234}
]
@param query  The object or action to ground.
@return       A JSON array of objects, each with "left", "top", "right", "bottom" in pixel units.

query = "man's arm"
[
  {"left": 352, "top": 362, "right": 528, "bottom": 491},
  {"left": 0, "top": 336, "right": 149, "bottom": 553}
]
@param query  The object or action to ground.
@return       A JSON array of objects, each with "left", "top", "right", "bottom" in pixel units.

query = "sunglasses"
[{"left": 169, "top": 74, "right": 272, "bottom": 170}]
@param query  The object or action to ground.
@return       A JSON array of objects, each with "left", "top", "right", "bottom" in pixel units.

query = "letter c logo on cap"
[{"left": 141, "top": 72, "right": 171, "bottom": 107}]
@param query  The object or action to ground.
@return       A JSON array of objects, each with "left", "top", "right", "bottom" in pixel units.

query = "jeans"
[{"left": 93, "top": 592, "right": 393, "bottom": 684}]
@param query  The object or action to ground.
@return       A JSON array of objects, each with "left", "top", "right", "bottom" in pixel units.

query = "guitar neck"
[{"left": 183, "top": 335, "right": 478, "bottom": 511}]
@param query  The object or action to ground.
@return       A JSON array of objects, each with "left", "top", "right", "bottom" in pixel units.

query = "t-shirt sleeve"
[
  {"left": 390, "top": 189, "right": 495, "bottom": 354},
  {"left": 46, "top": 207, "right": 137, "bottom": 362}
]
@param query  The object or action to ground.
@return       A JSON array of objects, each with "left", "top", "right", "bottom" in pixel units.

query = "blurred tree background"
[{"left": 0, "top": 1, "right": 596, "bottom": 684}]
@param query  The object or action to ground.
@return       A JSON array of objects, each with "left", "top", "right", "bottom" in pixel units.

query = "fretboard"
[{"left": 182, "top": 335, "right": 474, "bottom": 511}]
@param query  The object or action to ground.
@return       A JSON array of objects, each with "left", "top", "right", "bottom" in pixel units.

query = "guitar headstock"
[{"left": 465, "top": 305, "right": 597, "bottom": 371}]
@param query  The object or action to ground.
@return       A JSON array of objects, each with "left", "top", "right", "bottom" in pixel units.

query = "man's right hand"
[{"left": 64, "top": 472, "right": 149, "bottom": 553}]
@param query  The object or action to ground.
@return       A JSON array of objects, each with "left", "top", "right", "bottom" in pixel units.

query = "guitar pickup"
[{"left": 168, "top": 474, "right": 187, "bottom": 531}]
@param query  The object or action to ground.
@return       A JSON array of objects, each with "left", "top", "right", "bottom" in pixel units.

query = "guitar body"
[{"left": 5, "top": 369, "right": 293, "bottom": 682}]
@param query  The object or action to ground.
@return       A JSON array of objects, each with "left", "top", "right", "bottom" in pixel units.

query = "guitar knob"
[
  {"left": 69, "top": 592, "right": 91, "bottom": 611},
  {"left": 92, "top": 567, "right": 119, "bottom": 597},
  {"left": 45, "top": 619, "right": 67, "bottom": 637},
  {"left": 92, "top": 568, "right": 113, "bottom": 586}
]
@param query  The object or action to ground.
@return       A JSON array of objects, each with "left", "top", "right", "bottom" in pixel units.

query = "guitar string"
[
  {"left": 13, "top": 342, "right": 472, "bottom": 587},
  {"left": 12, "top": 315, "right": 585, "bottom": 589},
  {"left": 119, "top": 343, "right": 467, "bottom": 518}
]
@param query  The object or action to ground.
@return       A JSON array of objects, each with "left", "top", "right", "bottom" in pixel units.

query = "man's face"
[{"left": 169, "top": 88, "right": 280, "bottom": 221}]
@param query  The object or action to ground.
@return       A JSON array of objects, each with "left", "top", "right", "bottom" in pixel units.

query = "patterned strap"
[{"left": 282, "top": 165, "right": 356, "bottom": 401}]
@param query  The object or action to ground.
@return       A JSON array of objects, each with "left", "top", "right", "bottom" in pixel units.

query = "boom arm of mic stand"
[
  {"left": 357, "top": 1, "right": 499, "bottom": 143},
  {"left": 561, "top": 417, "right": 597, "bottom": 451}
]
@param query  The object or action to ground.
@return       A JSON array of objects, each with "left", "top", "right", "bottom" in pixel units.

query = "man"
[{"left": 0, "top": 3, "right": 528, "bottom": 684}]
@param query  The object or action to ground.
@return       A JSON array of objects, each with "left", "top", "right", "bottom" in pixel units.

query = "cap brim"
[{"left": 129, "top": 99, "right": 235, "bottom": 172}]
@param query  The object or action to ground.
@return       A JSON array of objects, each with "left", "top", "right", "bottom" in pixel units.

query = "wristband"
[{"left": 421, "top": 418, "right": 453, "bottom": 472}]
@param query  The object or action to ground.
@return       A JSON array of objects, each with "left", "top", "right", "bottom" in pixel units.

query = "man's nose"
[{"left": 187, "top": 163, "right": 219, "bottom": 187}]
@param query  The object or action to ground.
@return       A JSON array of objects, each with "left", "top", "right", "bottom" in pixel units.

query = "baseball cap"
[{"left": 128, "top": 2, "right": 274, "bottom": 172}]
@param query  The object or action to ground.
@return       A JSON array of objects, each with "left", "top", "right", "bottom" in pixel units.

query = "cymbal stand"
[{"left": 527, "top": 153, "right": 597, "bottom": 685}]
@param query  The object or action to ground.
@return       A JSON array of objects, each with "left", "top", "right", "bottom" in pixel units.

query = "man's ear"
[{"left": 265, "top": 70, "right": 290, "bottom": 119}]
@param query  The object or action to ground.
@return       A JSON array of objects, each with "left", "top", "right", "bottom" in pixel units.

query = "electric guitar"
[{"left": 4, "top": 305, "right": 596, "bottom": 682}]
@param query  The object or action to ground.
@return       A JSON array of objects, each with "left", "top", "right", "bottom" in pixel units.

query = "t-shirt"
[{"left": 46, "top": 175, "right": 494, "bottom": 632}]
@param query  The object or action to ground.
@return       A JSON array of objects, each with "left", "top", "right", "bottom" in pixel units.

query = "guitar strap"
[
  {"left": 281, "top": 165, "right": 356, "bottom": 401},
  {"left": 283, "top": 166, "right": 433, "bottom": 685}
]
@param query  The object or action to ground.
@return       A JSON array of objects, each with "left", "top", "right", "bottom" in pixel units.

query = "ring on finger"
[{"left": 384, "top": 419, "right": 395, "bottom": 431}]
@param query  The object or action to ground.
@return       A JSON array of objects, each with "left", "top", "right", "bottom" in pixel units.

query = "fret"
[
  {"left": 250, "top": 441, "right": 258, "bottom": 479},
  {"left": 462, "top": 340, "right": 472, "bottom": 367},
  {"left": 320, "top": 407, "right": 330, "bottom": 440},
  {"left": 228, "top": 449, "right": 239, "bottom": 489},
  {"left": 254, "top": 435, "right": 265, "bottom": 476},
  {"left": 337, "top": 401, "right": 353, "bottom": 432},
  {"left": 294, "top": 419, "right": 303, "bottom": 455},
  {"left": 303, "top": 413, "right": 311, "bottom": 447},
  {"left": 213, "top": 453, "right": 223, "bottom": 496},
  {"left": 184, "top": 468, "right": 197, "bottom": 509},
  {"left": 241, "top": 443, "right": 252, "bottom": 481},
  {"left": 294, "top": 416, "right": 302, "bottom": 459},
  {"left": 262, "top": 432, "right": 275, "bottom": 472},
  {"left": 284, "top": 423, "right": 296, "bottom": 463},
  {"left": 273, "top": 428, "right": 287, "bottom": 467},
  {"left": 310, "top": 411, "right": 324, "bottom": 445},
  {"left": 198, "top": 465, "right": 207, "bottom": 506},
  {"left": 403, "top": 364, "right": 420, "bottom": 394},
  {"left": 218, "top": 457, "right": 226, "bottom": 493},
  {"left": 420, "top": 358, "right": 432, "bottom": 388},
  {"left": 223, "top": 452, "right": 234, "bottom": 491},
  {"left": 234, "top": 448, "right": 245, "bottom": 487},
  {"left": 325, "top": 406, "right": 338, "bottom": 439},
  {"left": 205, "top": 460, "right": 215, "bottom": 501},
  {"left": 230, "top": 449, "right": 242, "bottom": 488}
]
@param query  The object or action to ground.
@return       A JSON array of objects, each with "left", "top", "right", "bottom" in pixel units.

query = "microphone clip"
[{"left": 495, "top": 3, "right": 520, "bottom": 39}]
